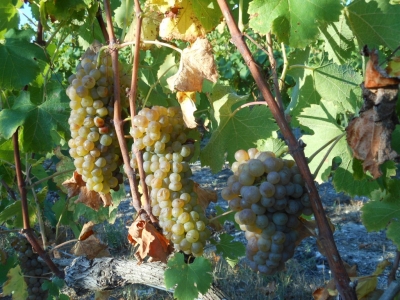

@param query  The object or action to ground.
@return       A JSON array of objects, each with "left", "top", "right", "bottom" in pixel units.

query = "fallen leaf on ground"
[
  {"left": 167, "top": 38, "right": 218, "bottom": 92},
  {"left": 127, "top": 219, "right": 173, "bottom": 263}
]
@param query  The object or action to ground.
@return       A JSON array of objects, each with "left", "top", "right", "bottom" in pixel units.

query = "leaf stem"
[
  {"left": 313, "top": 132, "right": 346, "bottom": 179},
  {"left": 118, "top": 40, "right": 183, "bottom": 54},
  {"left": 308, "top": 133, "right": 346, "bottom": 163},
  {"left": 24, "top": 168, "right": 75, "bottom": 189},
  {"left": 208, "top": 209, "right": 235, "bottom": 222},
  {"left": 279, "top": 42, "right": 288, "bottom": 91}
]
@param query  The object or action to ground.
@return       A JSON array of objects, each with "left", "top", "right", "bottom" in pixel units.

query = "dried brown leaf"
[
  {"left": 78, "top": 221, "right": 95, "bottom": 241},
  {"left": 176, "top": 91, "right": 197, "bottom": 128},
  {"left": 167, "top": 38, "right": 218, "bottom": 92},
  {"left": 127, "top": 220, "right": 173, "bottom": 263},
  {"left": 75, "top": 187, "right": 103, "bottom": 211},
  {"left": 193, "top": 182, "right": 217, "bottom": 211},
  {"left": 62, "top": 171, "right": 85, "bottom": 198},
  {"left": 71, "top": 235, "right": 110, "bottom": 259},
  {"left": 364, "top": 49, "right": 400, "bottom": 89}
]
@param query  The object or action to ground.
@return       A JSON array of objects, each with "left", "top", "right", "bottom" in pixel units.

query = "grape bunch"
[
  {"left": 10, "top": 237, "right": 49, "bottom": 299},
  {"left": 222, "top": 148, "right": 312, "bottom": 275},
  {"left": 130, "top": 106, "right": 210, "bottom": 257},
  {"left": 66, "top": 42, "right": 126, "bottom": 194}
]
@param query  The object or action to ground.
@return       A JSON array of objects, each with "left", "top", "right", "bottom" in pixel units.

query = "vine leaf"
[
  {"left": 2, "top": 265, "right": 28, "bottom": 299},
  {"left": 257, "top": 138, "right": 288, "bottom": 158},
  {"left": 176, "top": 92, "right": 197, "bottom": 128},
  {"left": 157, "top": 53, "right": 179, "bottom": 93},
  {"left": 193, "top": 182, "right": 217, "bottom": 210},
  {"left": 124, "top": 11, "right": 162, "bottom": 50},
  {"left": 167, "top": 38, "right": 218, "bottom": 92},
  {"left": 201, "top": 90, "right": 278, "bottom": 172},
  {"left": 71, "top": 224, "right": 110, "bottom": 259},
  {"left": 165, "top": 252, "right": 213, "bottom": 300},
  {"left": 346, "top": 50, "right": 400, "bottom": 178},
  {"left": 0, "top": 29, "right": 48, "bottom": 90},
  {"left": 361, "top": 180, "right": 400, "bottom": 248},
  {"left": 114, "top": 0, "right": 134, "bottom": 30},
  {"left": 344, "top": 0, "right": 400, "bottom": 51},
  {"left": 0, "top": 0, "right": 22, "bottom": 39},
  {"left": 248, "top": 0, "right": 342, "bottom": 48},
  {"left": 319, "top": 14, "right": 356, "bottom": 64},
  {"left": 210, "top": 233, "right": 245, "bottom": 267},
  {"left": 297, "top": 100, "right": 390, "bottom": 196},
  {"left": 127, "top": 219, "right": 173, "bottom": 263}
]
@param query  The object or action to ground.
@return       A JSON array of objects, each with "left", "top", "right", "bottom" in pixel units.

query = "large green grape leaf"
[
  {"left": 2, "top": 265, "right": 28, "bottom": 299},
  {"left": 288, "top": 62, "right": 362, "bottom": 122},
  {"left": 344, "top": 0, "right": 400, "bottom": 51},
  {"left": 211, "top": 233, "right": 245, "bottom": 267},
  {"left": 0, "top": 29, "right": 48, "bottom": 90},
  {"left": 361, "top": 180, "right": 400, "bottom": 248},
  {"left": 297, "top": 100, "right": 388, "bottom": 196},
  {"left": 0, "top": 85, "right": 69, "bottom": 153},
  {"left": 192, "top": 0, "right": 222, "bottom": 31},
  {"left": 200, "top": 92, "right": 278, "bottom": 173},
  {"left": 248, "top": 0, "right": 342, "bottom": 48},
  {"left": 114, "top": 0, "right": 134, "bottom": 30},
  {"left": 165, "top": 253, "right": 213, "bottom": 300},
  {"left": 0, "top": 0, "right": 22, "bottom": 39},
  {"left": 43, "top": 0, "right": 89, "bottom": 23},
  {"left": 320, "top": 13, "right": 356, "bottom": 64}
]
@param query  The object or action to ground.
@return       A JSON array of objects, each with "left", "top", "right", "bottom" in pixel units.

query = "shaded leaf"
[
  {"left": 210, "top": 233, "right": 245, "bottom": 267},
  {"left": 165, "top": 252, "right": 213, "bottom": 300},
  {"left": 2, "top": 265, "right": 28, "bottom": 300},
  {"left": 0, "top": 0, "right": 22, "bottom": 39},
  {"left": 193, "top": 182, "right": 217, "bottom": 211}
]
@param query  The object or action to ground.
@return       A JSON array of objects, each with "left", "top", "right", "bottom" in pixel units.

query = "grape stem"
[
  {"left": 312, "top": 133, "right": 345, "bottom": 179},
  {"left": 216, "top": 1, "right": 357, "bottom": 298},
  {"left": 48, "top": 239, "right": 79, "bottom": 254},
  {"left": 307, "top": 132, "right": 346, "bottom": 164},
  {"left": 208, "top": 209, "right": 235, "bottom": 222}
]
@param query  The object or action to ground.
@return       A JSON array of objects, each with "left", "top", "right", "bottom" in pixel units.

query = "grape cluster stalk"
[
  {"left": 66, "top": 42, "right": 130, "bottom": 194},
  {"left": 10, "top": 237, "right": 50, "bottom": 299},
  {"left": 222, "top": 148, "right": 312, "bottom": 274},
  {"left": 130, "top": 106, "right": 211, "bottom": 256}
]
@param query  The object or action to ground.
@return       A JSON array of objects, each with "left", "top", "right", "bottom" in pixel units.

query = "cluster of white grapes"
[
  {"left": 66, "top": 43, "right": 129, "bottom": 193},
  {"left": 130, "top": 106, "right": 210, "bottom": 256},
  {"left": 222, "top": 148, "right": 312, "bottom": 275}
]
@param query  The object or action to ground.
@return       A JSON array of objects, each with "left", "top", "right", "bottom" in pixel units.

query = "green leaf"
[
  {"left": 201, "top": 91, "right": 278, "bottom": 172},
  {"left": 0, "top": 29, "right": 48, "bottom": 90},
  {"left": 0, "top": 200, "right": 37, "bottom": 228},
  {"left": 256, "top": 138, "right": 288, "bottom": 158},
  {"left": 361, "top": 180, "right": 400, "bottom": 248},
  {"left": 0, "top": 85, "right": 69, "bottom": 153},
  {"left": 248, "top": 0, "right": 342, "bottom": 48},
  {"left": 214, "top": 205, "right": 238, "bottom": 229},
  {"left": 0, "top": 0, "right": 22, "bottom": 39},
  {"left": 344, "top": 0, "right": 400, "bottom": 51},
  {"left": 2, "top": 265, "right": 28, "bottom": 299},
  {"left": 0, "top": 254, "right": 17, "bottom": 285},
  {"left": 44, "top": 0, "right": 89, "bottom": 22},
  {"left": 320, "top": 13, "right": 356, "bottom": 64},
  {"left": 192, "top": 0, "right": 222, "bottom": 31},
  {"left": 157, "top": 53, "right": 179, "bottom": 93},
  {"left": 0, "top": 138, "right": 14, "bottom": 163},
  {"left": 211, "top": 233, "right": 245, "bottom": 268},
  {"left": 165, "top": 253, "right": 213, "bottom": 300},
  {"left": 115, "top": 0, "right": 134, "bottom": 30}
]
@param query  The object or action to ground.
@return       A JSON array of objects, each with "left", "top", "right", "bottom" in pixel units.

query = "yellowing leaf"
[
  {"left": 146, "top": 0, "right": 176, "bottom": 13},
  {"left": 2, "top": 265, "right": 28, "bottom": 299},
  {"left": 167, "top": 38, "right": 218, "bottom": 92},
  {"left": 177, "top": 91, "right": 197, "bottom": 128},
  {"left": 159, "top": 0, "right": 206, "bottom": 42},
  {"left": 354, "top": 259, "right": 390, "bottom": 299},
  {"left": 124, "top": 11, "right": 162, "bottom": 50}
]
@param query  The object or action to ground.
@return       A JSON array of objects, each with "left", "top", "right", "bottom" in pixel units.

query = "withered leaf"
[
  {"left": 78, "top": 221, "right": 95, "bottom": 241},
  {"left": 167, "top": 38, "right": 218, "bottom": 92},
  {"left": 127, "top": 219, "right": 173, "bottom": 263},
  {"left": 62, "top": 171, "right": 85, "bottom": 198},
  {"left": 193, "top": 182, "right": 217, "bottom": 211},
  {"left": 347, "top": 48, "right": 400, "bottom": 178},
  {"left": 176, "top": 91, "right": 197, "bottom": 128},
  {"left": 75, "top": 187, "right": 103, "bottom": 211},
  {"left": 71, "top": 235, "right": 110, "bottom": 259}
]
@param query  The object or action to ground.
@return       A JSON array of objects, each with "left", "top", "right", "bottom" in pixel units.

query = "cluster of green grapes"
[
  {"left": 66, "top": 43, "right": 128, "bottom": 193},
  {"left": 130, "top": 106, "right": 210, "bottom": 257},
  {"left": 222, "top": 148, "right": 312, "bottom": 275},
  {"left": 10, "top": 237, "right": 49, "bottom": 299}
]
